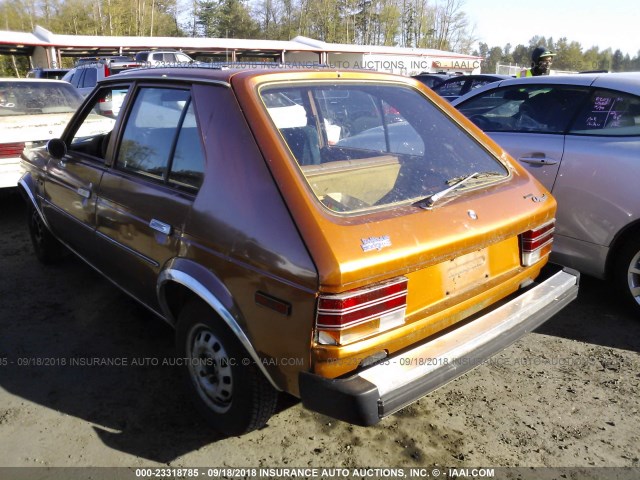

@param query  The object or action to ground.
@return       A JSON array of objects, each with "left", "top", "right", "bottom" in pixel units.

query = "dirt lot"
[{"left": 1, "top": 191, "right": 639, "bottom": 475}]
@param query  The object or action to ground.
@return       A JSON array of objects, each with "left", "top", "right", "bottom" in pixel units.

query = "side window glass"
[
  {"left": 169, "top": 102, "right": 205, "bottom": 189},
  {"left": 117, "top": 87, "right": 190, "bottom": 181},
  {"left": 470, "top": 79, "right": 495, "bottom": 91},
  {"left": 457, "top": 85, "right": 589, "bottom": 133},
  {"left": 68, "top": 86, "right": 130, "bottom": 160},
  {"left": 81, "top": 68, "right": 97, "bottom": 88},
  {"left": 569, "top": 89, "right": 640, "bottom": 136},
  {"left": 71, "top": 70, "right": 83, "bottom": 88},
  {"left": 436, "top": 79, "right": 466, "bottom": 97}
]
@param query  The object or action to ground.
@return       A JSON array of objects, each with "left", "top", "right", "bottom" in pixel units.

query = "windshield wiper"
[
  {"left": 419, "top": 171, "right": 504, "bottom": 209},
  {"left": 445, "top": 171, "right": 505, "bottom": 186}
]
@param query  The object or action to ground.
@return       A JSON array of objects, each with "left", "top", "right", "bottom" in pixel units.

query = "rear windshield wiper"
[{"left": 419, "top": 171, "right": 504, "bottom": 209}]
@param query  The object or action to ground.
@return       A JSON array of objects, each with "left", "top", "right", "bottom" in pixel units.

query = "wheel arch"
[
  {"left": 605, "top": 219, "right": 640, "bottom": 279},
  {"left": 18, "top": 174, "right": 42, "bottom": 217},
  {"left": 157, "top": 258, "right": 281, "bottom": 391},
  {"left": 18, "top": 173, "right": 56, "bottom": 236}
]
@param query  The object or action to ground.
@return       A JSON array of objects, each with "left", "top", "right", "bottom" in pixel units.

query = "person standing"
[{"left": 518, "top": 46, "right": 556, "bottom": 77}]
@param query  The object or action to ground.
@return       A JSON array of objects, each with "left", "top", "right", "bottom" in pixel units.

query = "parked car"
[
  {"left": 411, "top": 72, "right": 457, "bottom": 89},
  {"left": 0, "top": 79, "right": 85, "bottom": 189},
  {"left": 26, "top": 68, "right": 70, "bottom": 80},
  {"left": 134, "top": 50, "right": 196, "bottom": 66},
  {"left": 61, "top": 58, "right": 141, "bottom": 116},
  {"left": 433, "top": 74, "right": 512, "bottom": 101},
  {"left": 62, "top": 57, "right": 142, "bottom": 97},
  {"left": 20, "top": 66, "right": 578, "bottom": 435},
  {"left": 75, "top": 55, "right": 136, "bottom": 66},
  {"left": 452, "top": 72, "right": 640, "bottom": 312}
]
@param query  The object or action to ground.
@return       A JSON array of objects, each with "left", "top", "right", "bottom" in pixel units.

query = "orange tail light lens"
[
  {"left": 520, "top": 220, "right": 555, "bottom": 266},
  {"left": 316, "top": 277, "right": 408, "bottom": 346}
]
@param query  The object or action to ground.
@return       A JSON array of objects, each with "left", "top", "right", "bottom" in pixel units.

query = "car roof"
[
  {"left": 441, "top": 74, "right": 511, "bottom": 82},
  {"left": 103, "top": 65, "right": 404, "bottom": 86},
  {"left": 451, "top": 72, "right": 640, "bottom": 105}
]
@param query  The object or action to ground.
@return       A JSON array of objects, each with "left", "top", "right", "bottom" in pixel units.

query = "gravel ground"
[{"left": 1, "top": 191, "right": 639, "bottom": 478}]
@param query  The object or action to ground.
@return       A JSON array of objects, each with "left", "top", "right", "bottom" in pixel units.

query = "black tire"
[
  {"left": 613, "top": 238, "right": 640, "bottom": 315},
  {"left": 27, "top": 205, "right": 65, "bottom": 264},
  {"left": 175, "top": 299, "right": 278, "bottom": 436}
]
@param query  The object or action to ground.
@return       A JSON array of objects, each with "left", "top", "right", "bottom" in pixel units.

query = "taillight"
[
  {"left": 99, "top": 92, "right": 113, "bottom": 116},
  {"left": 0, "top": 142, "right": 25, "bottom": 159},
  {"left": 316, "top": 277, "right": 408, "bottom": 346},
  {"left": 520, "top": 220, "right": 555, "bottom": 266},
  {"left": 104, "top": 64, "right": 111, "bottom": 77}
]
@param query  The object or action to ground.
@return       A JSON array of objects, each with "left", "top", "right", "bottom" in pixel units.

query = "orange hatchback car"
[{"left": 20, "top": 66, "right": 578, "bottom": 435}]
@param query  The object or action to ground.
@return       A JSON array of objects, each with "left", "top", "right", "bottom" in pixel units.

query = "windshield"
[
  {"left": 0, "top": 81, "right": 82, "bottom": 116},
  {"left": 259, "top": 83, "right": 508, "bottom": 214}
]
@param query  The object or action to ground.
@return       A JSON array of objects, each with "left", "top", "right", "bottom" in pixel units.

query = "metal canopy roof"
[
  {"left": 0, "top": 26, "right": 322, "bottom": 60},
  {"left": 0, "top": 27, "right": 482, "bottom": 64}
]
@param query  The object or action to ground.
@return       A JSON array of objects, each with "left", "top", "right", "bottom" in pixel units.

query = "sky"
[{"left": 462, "top": 0, "right": 640, "bottom": 57}]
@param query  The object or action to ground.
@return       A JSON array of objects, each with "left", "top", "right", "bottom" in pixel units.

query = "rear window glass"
[
  {"left": 259, "top": 83, "right": 508, "bottom": 214},
  {"left": 0, "top": 81, "right": 81, "bottom": 116}
]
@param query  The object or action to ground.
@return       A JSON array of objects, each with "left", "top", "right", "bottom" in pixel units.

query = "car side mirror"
[{"left": 47, "top": 138, "right": 67, "bottom": 159}]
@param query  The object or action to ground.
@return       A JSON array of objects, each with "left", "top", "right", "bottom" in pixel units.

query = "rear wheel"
[
  {"left": 614, "top": 238, "right": 640, "bottom": 314},
  {"left": 175, "top": 299, "right": 278, "bottom": 436},
  {"left": 27, "top": 205, "right": 65, "bottom": 264}
]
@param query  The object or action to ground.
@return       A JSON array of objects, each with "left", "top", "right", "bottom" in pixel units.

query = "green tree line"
[
  {"left": 1, "top": 0, "right": 639, "bottom": 75},
  {"left": 478, "top": 36, "right": 640, "bottom": 74}
]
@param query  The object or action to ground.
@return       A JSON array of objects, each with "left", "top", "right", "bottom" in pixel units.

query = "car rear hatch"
[{"left": 232, "top": 70, "right": 571, "bottom": 379}]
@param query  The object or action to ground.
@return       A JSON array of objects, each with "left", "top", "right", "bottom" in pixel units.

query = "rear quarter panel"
[{"left": 185, "top": 83, "right": 319, "bottom": 394}]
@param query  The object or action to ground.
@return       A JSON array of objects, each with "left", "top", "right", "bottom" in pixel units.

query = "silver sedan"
[{"left": 452, "top": 72, "right": 640, "bottom": 313}]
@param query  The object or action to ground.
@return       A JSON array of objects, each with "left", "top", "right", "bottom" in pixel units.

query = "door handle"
[
  {"left": 149, "top": 219, "right": 172, "bottom": 235},
  {"left": 77, "top": 187, "right": 91, "bottom": 199},
  {"left": 519, "top": 156, "right": 559, "bottom": 166}
]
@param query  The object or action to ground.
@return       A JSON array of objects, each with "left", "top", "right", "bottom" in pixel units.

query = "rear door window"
[
  {"left": 68, "top": 69, "right": 84, "bottom": 88},
  {"left": 80, "top": 68, "right": 97, "bottom": 89},
  {"left": 569, "top": 89, "right": 640, "bottom": 136},
  {"left": 116, "top": 87, "right": 204, "bottom": 190}
]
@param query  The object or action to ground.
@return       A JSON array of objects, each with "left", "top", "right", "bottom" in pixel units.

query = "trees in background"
[
  {"left": 1, "top": 0, "right": 639, "bottom": 76},
  {"left": 477, "top": 36, "right": 640, "bottom": 74}
]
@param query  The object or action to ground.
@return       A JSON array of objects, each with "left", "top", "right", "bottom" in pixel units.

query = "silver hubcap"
[
  {"left": 187, "top": 325, "right": 233, "bottom": 413},
  {"left": 627, "top": 250, "right": 640, "bottom": 306}
]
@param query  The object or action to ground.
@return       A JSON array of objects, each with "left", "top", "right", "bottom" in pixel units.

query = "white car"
[
  {"left": 134, "top": 50, "right": 196, "bottom": 66},
  {"left": 0, "top": 78, "right": 120, "bottom": 188},
  {"left": 0, "top": 79, "right": 83, "bottom": 189}
]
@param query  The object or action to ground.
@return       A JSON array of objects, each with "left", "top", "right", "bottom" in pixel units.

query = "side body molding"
[{"left": 157, "top": 258, "right": 281, "bottom": 391}]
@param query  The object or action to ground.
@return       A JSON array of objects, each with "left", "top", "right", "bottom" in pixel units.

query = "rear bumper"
[{"left": 299, "top": 263, "right": 579, "bottom": 426}]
